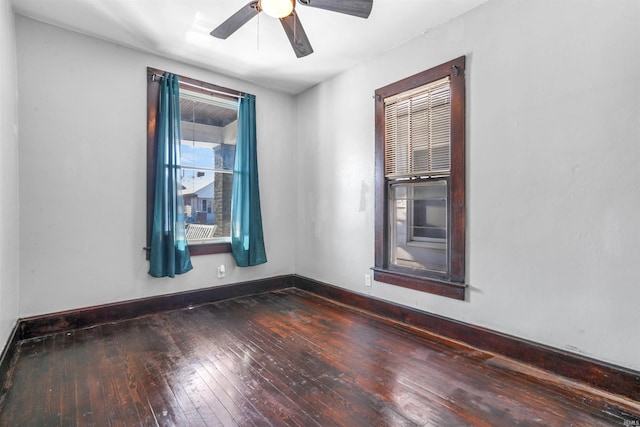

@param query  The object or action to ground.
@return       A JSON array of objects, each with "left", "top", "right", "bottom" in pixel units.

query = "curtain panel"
[
  {"left": 148, "top": 73, "right": 193, "bottom": 277},
  {"left": 231, "top": 94, "right": 267, "bottom": 267}
]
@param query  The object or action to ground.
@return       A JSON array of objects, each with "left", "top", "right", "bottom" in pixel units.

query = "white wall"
[
  {"left": 0, "top": 0, "right": 19, "bottom": 352},
  {"left": 16, "top": 16, "right": 296, "bottom": 317},
  {"left": 295, "top": 0, "right": 640, "bottom": 371}
]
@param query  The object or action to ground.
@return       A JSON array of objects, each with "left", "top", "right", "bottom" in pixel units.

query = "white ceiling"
[{"left": 11, "top": 0, "right": 487, "bottom": 94}]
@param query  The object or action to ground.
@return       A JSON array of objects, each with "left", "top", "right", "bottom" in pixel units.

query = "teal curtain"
[
  {"left": 149, "top": 73, "right": 193, "bottom": 278},
  {"left": 231, "top": 94, "right": 267, "bottom": 267}
]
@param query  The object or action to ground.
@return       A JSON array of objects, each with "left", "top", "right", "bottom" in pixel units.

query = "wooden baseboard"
[
  {"left": 18, "top": 275, "right": 293, "bottom": 340},
  {"left": 293, "top": 275, "right": 640, "bottom": 402}
]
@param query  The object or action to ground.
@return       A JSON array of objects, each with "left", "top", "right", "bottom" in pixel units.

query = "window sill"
[
  {"left": 189, "top": 242, "right": 232, "bottom": 256},
  {"left": 371, "top": 268, "right": 466, "bottom": 300},
  {"left": 144, "top": 242, "right": 231, "bottom": 259}
]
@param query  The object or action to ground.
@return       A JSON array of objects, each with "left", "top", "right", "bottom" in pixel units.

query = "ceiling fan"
[{"left": 210, "top": 0, "right": 373, "bottom": 58}]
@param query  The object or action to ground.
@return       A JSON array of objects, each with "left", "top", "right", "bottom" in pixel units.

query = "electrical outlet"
[
  {"left": 217, "top": 264, "right": 225, "bottom": 278},
  {"left": 364, "top": 274, "right": 372, "bottom": 287}
]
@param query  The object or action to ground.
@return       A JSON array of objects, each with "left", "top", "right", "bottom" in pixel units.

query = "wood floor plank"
[
  {"left": 51, "top": 332, "right": 77, "bottom": 426},
  {"left": 260, "top": 292, "right": 483, "bottom": 425},
  {"left": 70, "top": 326, "right": 114, "bottom": 426},
  {"left": 222, "top": 321, "right": 352, "bottom": 425},
  {"left": 0, "top": 336, "right": 53, "bottom": 425},
  {"left": 219, "top": 298, "right": 364, "bottom": 425},
  {"left": 163, "top": 309, "right": 276, "bottom": 427},
  {"left": 107, "top": 323, "right": 163, "bottom": 426},
  {"left": 240, "top": 323, "right": 379, "bottom": 426},
  {"left": 154, "top": 314, "right": 231, "bottom": 426},
  {"left": 1, "top": 289, "right": 639, "bottom": 426},
  {"left": 199, "top": 301, "right": 329, "bottom": 426},
  {"left": 234, "top": 305, "right": 413, "bottom": 426},
  {"left": 118, "top": 321, "right": 197, "bottom": 426}
]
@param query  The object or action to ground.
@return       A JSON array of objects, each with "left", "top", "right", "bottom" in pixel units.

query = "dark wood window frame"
[
  {"left": 373, "top": 57, "right": 467, "bottom": 300},
  {"left": 146, "top": 67, "right": 242, "bottom": 257}
]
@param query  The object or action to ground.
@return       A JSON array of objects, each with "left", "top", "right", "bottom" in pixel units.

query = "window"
[
  {"left": 180, "top": 88, "right": 237, "bottom": 247},
  {"left": 373, "top": 57, "right": 466, "bottom": 300},
  {"left": 147, "top": 67, "right": 242, "bottom": 256}
]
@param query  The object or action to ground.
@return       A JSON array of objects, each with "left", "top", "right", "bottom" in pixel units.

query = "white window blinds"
[{"left": 384, "top": 76, "right": 451, "bottom": 178}]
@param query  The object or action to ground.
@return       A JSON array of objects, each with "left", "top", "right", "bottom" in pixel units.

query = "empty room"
[{"left": 0, "top": 0, "right": 639, "bottom": 425}]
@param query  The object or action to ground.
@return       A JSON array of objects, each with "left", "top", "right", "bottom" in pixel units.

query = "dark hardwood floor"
[{"left": 1, "top": 289, "right": 639, "bottom": 426}]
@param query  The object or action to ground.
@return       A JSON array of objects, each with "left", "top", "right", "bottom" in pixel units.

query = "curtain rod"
[{"left": 150, "top": 72, "right": 245, "bottom": 100}]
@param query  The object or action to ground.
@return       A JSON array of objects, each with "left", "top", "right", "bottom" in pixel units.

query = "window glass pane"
[
  {"left": 390, "top": 180, "right": 448, "bottom": 274},
  {"left": 412, "top": 183, "right": 447, "bottom": 240},
  {"left": 392, "top": 184, "right": 407, "bottom": 199},
  {"left": 179, "top": 90, "right": 237, "bottom": 245}
]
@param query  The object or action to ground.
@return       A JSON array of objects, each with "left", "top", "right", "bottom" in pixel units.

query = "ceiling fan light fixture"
[
  {"left": 259, "top": 0, "right": 294, "bottom": 19},
  {"left": 211, "top": 0, "right": 373, "bottom": 58}
]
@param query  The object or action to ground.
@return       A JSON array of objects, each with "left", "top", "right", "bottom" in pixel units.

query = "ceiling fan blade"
[
  {"left": 297, "top": 0, "right": 373, "bottom": 19},
  {"left": 280, "top": 11, "right": 313, "bottom": 58},
  {"left": 210, "top": 1, "right": 260, "bottom": 39}
]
